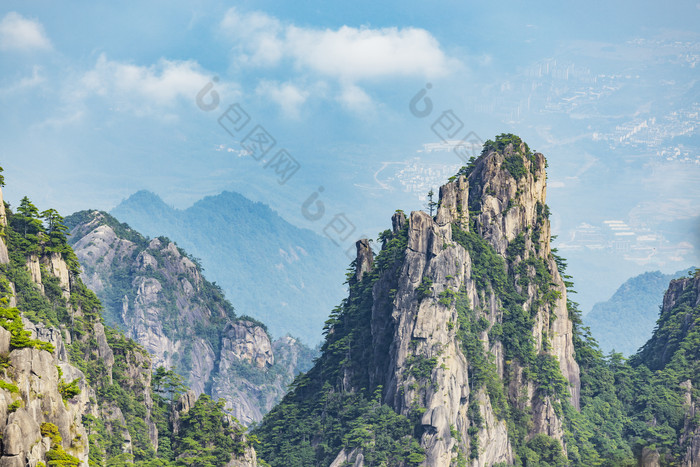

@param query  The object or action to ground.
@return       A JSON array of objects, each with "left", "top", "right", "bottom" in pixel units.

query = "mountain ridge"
[
  {"left": 64, "top": 209, "right": 316, "bottom": 425},
  {"left": 585, "top": 267, "right": 696, "bottom": 355},
  {"left": 256, "top": 134, "right": 586, "bottom": 466},
  {"left": 111, "top": 189, "right": 348, "bottom": 344},
  {"left": 0, "top": 175, "right": 258, "bottom": 465}
]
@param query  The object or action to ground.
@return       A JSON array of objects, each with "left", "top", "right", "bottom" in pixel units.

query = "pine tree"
[
  {"left": 11, "top": 196, "right": 44, "bottom": 254},
  {"left": 16, "top": 196, "right": 43, "bottom": 235},
  {"left": 41, "top": 208, "right": 70, "bottom": 253},
  {"left": 152, "top": 366, "right": 186, "bottom": 402},
  {"left": 425, "top": 189, "right": 437, "bottom": 216}
]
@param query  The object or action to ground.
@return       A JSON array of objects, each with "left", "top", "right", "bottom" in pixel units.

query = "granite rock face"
[
  {"left": 332, "top": 144, "right": 580, "bottom": 466},
  {"left": 0, "top": 321, "right": 91, "bottom": 466},
  {"left": 0, "top": 181, "right": 259, "bottom": 466},
  {"left": 0, "top": 188, "right": 9, "bottom": 265},
  {"left": 219, "top": 321, "right": 274, "bottom": 370},
  {"left": 680, "top": 379, "right": 700, "bottom": 467},
  {"left": 68, "top": 211, "right": 314, "bottom": 425}
]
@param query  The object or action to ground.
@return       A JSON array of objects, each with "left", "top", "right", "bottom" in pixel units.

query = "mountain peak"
[
  {"left": 124, "top": 189, "right": 164, "bottom": 202},
  {"left": 109, "top": 189, "right": 347, "bottom": 343},
  {"left": 111, "top": 190, "right": 176, "bottom": 232},
  {"left": 458, "top": 135, "right": 549, "bottom": 257},
  {"left": 259, "top": 134, "right": 581, "bottom": 466}
]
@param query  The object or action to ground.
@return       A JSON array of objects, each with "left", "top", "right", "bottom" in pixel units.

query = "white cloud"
[
  {"left": 220, "top": 9, "right": 283, "bottom": 66},
  {"left": 35, "top": 110, "right": 85, "bottom": 129},
  {"left": 220, "top": 8, "right": 457, "bottom": 112},
  {"left": 79, "top": 54, "right": 229, "bottom": 113},
  {"left": 630, "top": 199, "right": 700, "bottom": 223},
  {"left": 256, "top": 81, "right": 309, "bottom": 118},
  {"left": 0, "top": 12, "right": 51, "bottom": 51},
  {"left": 337, "top": 83, "right": 372, "bottom": 112},
  {"left": 0, "top": 65, "right": 44, "bottom": 95},
  {"left": 286, "top": 25, "right": 451, "bottom": 81},
  {"left": 221, "top": 8, "right": 454, "bottom": 81}
]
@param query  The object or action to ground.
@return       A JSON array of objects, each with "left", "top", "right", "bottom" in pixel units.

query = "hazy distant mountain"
[
  {"left": 111, "top": 190, "right": 348, "bottom": 344},
  {"left": 65, "top": 210, "right": 317, "bottom": 425},
  {"left": 585, "top": 267, "right": 695, "bottom": 356}
]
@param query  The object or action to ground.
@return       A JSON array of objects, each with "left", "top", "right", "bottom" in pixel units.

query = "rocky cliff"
[
  {"left": 378, "top": 140, "right": 580, "bottom": 465},
  {"left": 0, "top": 321, "right": 91, "bottom": 467},
  {"left": 0, "top": 182, "right": 258, "bottom": 466},
  {"left": 628, "top": 270, "right": 700, "bottom": 466},
  {"left": 585, "top": 268, "right": 695, "bottom": 356},
  {"left": 110, "top": 190, "right": 347, "bottom": 344},
  {"left": 65, "top": 211, "right": 316, "bottom": 425},
  {"left": 256, "top": 134, "right": 583, "bottom": 466},
  {"left": 0, "top": 188, "right": 92, "bottom": 467}
]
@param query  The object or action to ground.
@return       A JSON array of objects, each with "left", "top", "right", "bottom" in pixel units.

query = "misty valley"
[{"left": 0, "top": 134, "right": 697, "bottom": 466}]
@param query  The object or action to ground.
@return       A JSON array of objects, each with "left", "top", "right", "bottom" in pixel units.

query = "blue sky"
[{"left": 1, "top": 0, "right": 699, "bottom": 311}]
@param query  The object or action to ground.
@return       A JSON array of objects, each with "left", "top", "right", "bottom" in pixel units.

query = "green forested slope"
[
  {"left": 254, "top": 136, "right": 700, "bottom": 467},
  {"left": 111, "top": 190, "right": 347, "bottom": 344},
  {"left": 0, "top": 167, "right": 256, "bottom": 466},
  {"left": 585, "top": 268, "right": 695, "bottom": 356}
]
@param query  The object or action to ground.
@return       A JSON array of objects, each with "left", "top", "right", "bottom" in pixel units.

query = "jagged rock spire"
[
  {"left": 354, "top": 239, "right": 374, "bottom": 282},
  {"left": 0, "top": 187, "right": 9, "bottom": 264},
  {"left": 391, "top": 210, "right": 406, "bottom": 234},
  {"left": 436, "top": 175, "right": 469, "bottom": 229}
]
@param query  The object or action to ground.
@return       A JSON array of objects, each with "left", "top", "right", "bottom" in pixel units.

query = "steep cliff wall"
[
  {"left": 66, "top": 211, "right": 315, "bottom": 425},
  {"left": 0, "top": 184, "right": 258, "bottom": 466},
  {"left": 630, "top": 271, "right": 700, "bottom": 466},
  {"left": 0, "top": 188, "right": 9, "bottom": 265},
  {"left": 256, "top": 135, "right": 582, "bottom": 466},
  {"left": 365, "top": 140, "right": 579, "bottom": 465},
  {"left": 0, "top": 324, "right": 91, "bottom": 467}
]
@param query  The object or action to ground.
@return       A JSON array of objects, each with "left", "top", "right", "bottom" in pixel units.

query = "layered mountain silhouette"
[{"left": 111, "top": 190, "right": 348, "bottom": 344}]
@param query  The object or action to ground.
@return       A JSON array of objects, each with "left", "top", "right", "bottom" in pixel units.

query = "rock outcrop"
[
  {"left": 257, "top": 137, "right": 583, "bottom": 467},
  {"left": 329, "top": 447, "right": 364, "bottom": 467},
  {"left": 354, "top": 239, "right": 374, "bottom": 282},
  {"left": 360, "top": 143, "right": 579, "bottom": 465},
  {"left": 680, "top": 380, "right": 700, "bottom": 467},
  {"left": 67, "top": 211, "right": 315, "bottom": 425},
  {"left": 219, "top": 322, "right": 274, "bottom": 370},
  {"left": 0, "top": 188, "right": 9, "bottom": 265},
  {"left": 25, "top": 254, "right": 43, "bottom": 292},
  {"left": 41, "top": 252, "right": 71, "bottom": 299},
  {"left": 0, "top": 320, "right": 91, "bottom": 467},
  {"left": 641, "top": 447, "right": 661, "bottom": 467}
]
